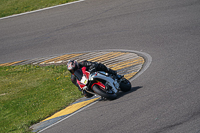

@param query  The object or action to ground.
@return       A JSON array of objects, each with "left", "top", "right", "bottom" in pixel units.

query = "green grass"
[
  {"left": 0, "top": 65, "right": 82, "bottom": 133},
  {"left": 0, "top": 0, "right": 77, "bottom": 18}
]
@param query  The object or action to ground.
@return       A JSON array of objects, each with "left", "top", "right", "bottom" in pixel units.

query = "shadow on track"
[
  {"left": 99, "top": 86, "right": 142, "bottom": 101},
  {"left": 117, "top": 86, "right": 143, "bottom": 99}
]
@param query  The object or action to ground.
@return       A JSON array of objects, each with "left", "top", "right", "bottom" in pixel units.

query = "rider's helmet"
[{"left": 67, "top": 60, "right": 79, "bottom": 74}]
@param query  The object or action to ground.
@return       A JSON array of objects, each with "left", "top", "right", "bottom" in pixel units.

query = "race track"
[{"left": 1, "top": 0, "right": 200, "bottom": 132}]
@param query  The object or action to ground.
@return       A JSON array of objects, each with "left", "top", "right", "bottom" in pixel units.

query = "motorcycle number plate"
[{"left": 81, "top": 76, "right": 88, "bottom": 85}]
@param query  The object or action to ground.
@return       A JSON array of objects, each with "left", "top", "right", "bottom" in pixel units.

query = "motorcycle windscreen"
[{"left": 74, "top": 69, "right": 83, "bottom": 81}]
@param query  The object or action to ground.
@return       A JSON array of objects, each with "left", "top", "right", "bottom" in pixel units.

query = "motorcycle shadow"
[
  {"left": 99, "top": 86, "right": 142, "bottom": 101},
  {"left": 117, "top": 86, "right": 143, "bottom": 99}
]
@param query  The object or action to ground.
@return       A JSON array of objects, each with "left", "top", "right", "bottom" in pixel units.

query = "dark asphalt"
[{"left": 1, "top": 0, "right": 200, "bottom": 132}]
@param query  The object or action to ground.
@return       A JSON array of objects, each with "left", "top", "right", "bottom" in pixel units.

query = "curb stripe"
[
  {"left": 36, "top": 100, "right": 99, "bottom": 133},
  {"left": 0, "top": 60, "right": 26, "bottom": 66},
  {"left": 102, "top": 53, "right": 138, "bottom": 66},
  {"left": 124, "top": 72, "right": 137, "bottom": 80},
  {"left": 42, "top": 97, "right": 100, "bottom": 122},
  {"left": 40, "top": 53, "right": 84, "bottom": 64},
  {"left": 87, "top": 52, "right": 120, "bottom": 62},
  {"left": 109, "top": 57, "right": 144, "bottom": 71},
  {"left": 73, "top": 52, "right": 111, "bottom": 62},
  {"left": 0, "top": 50, "right": 145, "bottom": 80}
]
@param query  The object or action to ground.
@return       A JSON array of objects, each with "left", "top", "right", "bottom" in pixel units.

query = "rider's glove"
[
  {"left": 89, "top": 67, "right": 96, "bottom": 73},
  {"left": 89, "top": 63, "right": 98, "bottom": 73}
]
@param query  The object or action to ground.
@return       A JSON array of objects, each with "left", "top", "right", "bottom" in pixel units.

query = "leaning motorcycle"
[{"left": 74, "top": 66, "right": 131, "bottom": 100}]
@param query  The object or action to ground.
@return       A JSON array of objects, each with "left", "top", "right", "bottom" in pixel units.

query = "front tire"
[
  {"left": 92, "top": 85, "right": 117, "bottom": 100},
  {"left": 120, "top": 78, "right": 131, "bottom": 92}
]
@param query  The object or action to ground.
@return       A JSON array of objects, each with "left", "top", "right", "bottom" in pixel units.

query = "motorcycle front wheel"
[
  {"left": 120, "top": 78, "right": 131, "bottom": 92},
  {"left": 92, "top": 85, "right": 117, "bottom": 100}
]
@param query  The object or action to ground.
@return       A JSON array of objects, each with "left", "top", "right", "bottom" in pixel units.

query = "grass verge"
[
  {"left": 0, "top": 65, "right": 82, "bottom": 133},
  {"left": 0, "top": 0, "right": 77, "bottom": 18}
]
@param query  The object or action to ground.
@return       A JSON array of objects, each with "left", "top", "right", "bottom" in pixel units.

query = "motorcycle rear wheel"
[
  {"left": 92, "top": 85, "right": 117, "bottom": 100},
  {"left": 120, "top": 78, "right": 131, "bottom": 92}
]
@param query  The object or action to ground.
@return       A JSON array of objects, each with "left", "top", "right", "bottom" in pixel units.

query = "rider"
[{"left": 67, "top": 60, "right": 117, "bottom": 98}]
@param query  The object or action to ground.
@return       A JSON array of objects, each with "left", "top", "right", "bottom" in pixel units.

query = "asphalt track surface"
[{"left": 1, "top": 0, "right": 200, "bottom": 132}]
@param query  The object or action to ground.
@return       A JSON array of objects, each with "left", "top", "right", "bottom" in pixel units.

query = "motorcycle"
[{"left": 74, "top": 66, "right": 131, "bottom": 100}]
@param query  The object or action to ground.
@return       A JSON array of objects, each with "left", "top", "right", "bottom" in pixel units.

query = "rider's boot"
[
  {"left": 108, "top": 68, "right": 117, "bottom": 75},
  {"left": 82, "top": 90, "right": 94, "bottom": 98},
  {"left": 108, "top": 68, "right": 123, "bottom": 79}
]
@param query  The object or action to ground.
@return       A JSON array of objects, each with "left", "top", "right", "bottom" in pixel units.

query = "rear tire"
[
  {"left": 120, "top": 78, "right": 131, "bottom": 92},
  {"left": 92, "top": 85, "right": 117, "bottom": 100}
]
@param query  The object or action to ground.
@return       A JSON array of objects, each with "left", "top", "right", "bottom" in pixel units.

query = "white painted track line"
[{"left": 0, "top": 0, "right": 85, "bottom": 20}]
